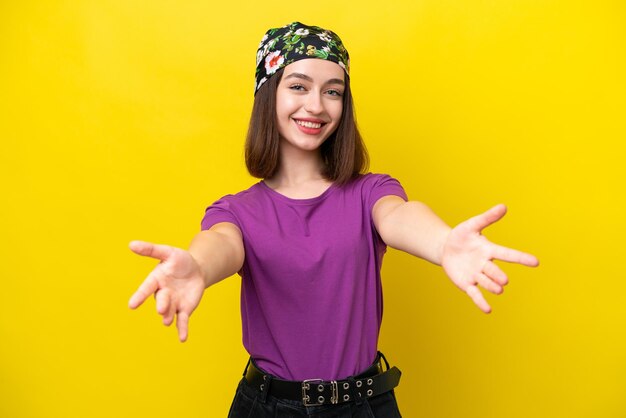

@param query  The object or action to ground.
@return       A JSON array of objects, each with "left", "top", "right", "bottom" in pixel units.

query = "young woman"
[{"left": 128, "top": 22, "right": 539, "bottom": 417}]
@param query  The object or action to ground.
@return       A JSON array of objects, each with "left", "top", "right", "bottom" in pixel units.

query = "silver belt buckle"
[
  {"left": 302, "top": 379, "right": 324, "bottom": 406},
  {"left": 330, "top": 380, "right": 339, "bottom": 404}
]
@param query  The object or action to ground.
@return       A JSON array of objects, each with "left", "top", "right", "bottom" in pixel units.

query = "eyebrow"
[{"left": 284, "top": 72, "right": 345, "bottom": 86}]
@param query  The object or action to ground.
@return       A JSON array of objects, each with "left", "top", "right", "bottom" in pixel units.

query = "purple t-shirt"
[{"left": 200, "top": 173, "right": 407, "bottom": 380}]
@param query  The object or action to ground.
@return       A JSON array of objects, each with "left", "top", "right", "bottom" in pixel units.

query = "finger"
[
  {"left": 466, "top": 204, "right": 507, "bottom": 233},
  {"left": 163, "top": 307, "right": 176, "bottom": 326},
  {"left": 490, "top": 244, "right": 540, "bottom": 267},
  {"left": 129, "top": 240, "right": 174, "bottom": 262},
  {"left": 475, "top": 272, "right": 503, "bottom": 295},
  {"left": 176, "top": 311, "right": 190, "bottom": 342},
  {"left": 466, "top": 285, "right": 492, "bottom": 314},
  {"left": 482, "top": 261, "right": 508, "bottom": 286},
  {"left": 155, "top": 288, "right": 170, "bottom": 316},
  {"left": 162, "top": 294, "right": 177, "bottom": 327},
  {"left": 128, "top": 274, "right": 159, "bottom": 309}
]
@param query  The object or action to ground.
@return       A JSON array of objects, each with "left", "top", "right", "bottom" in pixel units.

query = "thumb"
[
  {"left": 464, "top": 204, "right": 507, "bottom": 234},
  {"left": 129, "top": 240, "right": 174, "bottom": 262}
]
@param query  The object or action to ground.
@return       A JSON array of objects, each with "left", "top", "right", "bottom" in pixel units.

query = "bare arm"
[
  {"left": 372, "top": 196, "right": 539, "bottom": 313},
  {"left": 372, "top": 196, "right": 451, "bottom": 265},
  {"left": 189, "top": 222, "right": 245, "bottom": 288}
]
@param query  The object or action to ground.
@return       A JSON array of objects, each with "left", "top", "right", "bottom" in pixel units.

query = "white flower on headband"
[
  {"left": 317, "top": 32, "right": 332, "bottom": 42},
  {"left": 295, "top": 28, "right": 309, "bottom": 36},
  {"left": 258, "top": 34, "right": 268, "bottom": 49},
  {"left": 264, "top": 51, "right": 284, "bottom": 75},
  {"left": 256, "top": 49, "right": 264, "bottom": 66},
  {"left": 256, "top": 77, "right": 268, "bottom": 91}
]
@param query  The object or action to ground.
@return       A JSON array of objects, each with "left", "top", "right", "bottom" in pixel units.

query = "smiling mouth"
[{"left": 294, "top": 119, "right": 325, "bottom": 129}]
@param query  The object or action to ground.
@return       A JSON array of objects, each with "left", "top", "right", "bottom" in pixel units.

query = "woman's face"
[{"left": 275, "top": 59, "right": 345, "bottom": 154}]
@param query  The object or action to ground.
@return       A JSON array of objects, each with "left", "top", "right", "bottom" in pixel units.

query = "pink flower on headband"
[{"left": 265, "top": 51, "right": 284, "bottom": 75}]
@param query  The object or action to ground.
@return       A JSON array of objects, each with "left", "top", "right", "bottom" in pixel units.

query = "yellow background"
[{"left": 1, "top": 1, "right": 624, "bottom": 417}]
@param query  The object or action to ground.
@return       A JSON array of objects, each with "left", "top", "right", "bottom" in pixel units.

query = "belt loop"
[
  {"left": 347, "top": 376, "right": 364, "bottom": 406},
  {"left": 258, "top": 373, "right": 272, "bottom": 403},
  {"left": 242, "top": 357, "right": 251, "bottom": 377},
  {"left": 378, "top": 351, "right": 390, "bottom": 371}
]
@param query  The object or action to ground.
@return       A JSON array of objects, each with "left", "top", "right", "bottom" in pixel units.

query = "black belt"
[{"left": 243, "top": 351, "right": 401, "bottom": 406}]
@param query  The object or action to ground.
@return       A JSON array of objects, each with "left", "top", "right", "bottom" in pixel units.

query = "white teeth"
[{"left": 295, "top": 120, "right": 322, "bottom": 129}]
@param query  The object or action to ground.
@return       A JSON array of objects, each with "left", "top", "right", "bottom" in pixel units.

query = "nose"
[{"left": 303, "top": 90, "right": 324, "bottom": 114}]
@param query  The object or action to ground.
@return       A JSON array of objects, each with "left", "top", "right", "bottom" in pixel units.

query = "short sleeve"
[
  {"left": 365, "top": 173, "right": 408, "bottom": 212},
  {"left": 200, "top": 196, "right": 241, "bottom": 231}
]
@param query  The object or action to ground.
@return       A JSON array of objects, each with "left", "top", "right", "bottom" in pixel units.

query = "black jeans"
[{"left": 227, "top": 365, "right": 403, "bottom": 417}]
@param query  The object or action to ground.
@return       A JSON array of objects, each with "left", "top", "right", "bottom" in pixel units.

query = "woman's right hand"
[{"left": 128, "top": 240, "right": 207, "bottom": 342}]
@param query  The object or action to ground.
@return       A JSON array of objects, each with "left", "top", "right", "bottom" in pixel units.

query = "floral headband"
[{"left": 254, "top": 21, "right": 350, "bottom": 95}]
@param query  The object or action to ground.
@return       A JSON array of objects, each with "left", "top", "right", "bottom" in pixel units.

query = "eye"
[
  {"left": 289, "top": 84, "right": 306, "bottom": 91},
  {"left": 326, "top": 89, "right": 343, "bottom": 97}
]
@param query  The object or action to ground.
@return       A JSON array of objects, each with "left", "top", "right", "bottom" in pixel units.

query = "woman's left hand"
[{"left": 441, "top": 204, "right": 539, "bottom": 313}]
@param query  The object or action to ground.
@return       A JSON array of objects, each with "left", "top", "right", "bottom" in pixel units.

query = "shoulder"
[
  {"left": 201, "top": 182, "right": 265, "bottom": 231},
  {"left": 342, "top": 172, "right": 408, "bottom": 209},
  {"left": 209, "top": 182, "right": 265, "bottom": 207},
  {"left": 345, "top": 172, "right": 405, "bottom": 192},
  {"left": 203, "top": 182, "right": 267, "bottom": 219}
]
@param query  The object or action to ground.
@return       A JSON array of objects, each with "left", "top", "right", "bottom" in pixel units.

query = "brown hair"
[{"left": 245, "top": 68, "right": 369, "bottom": 185}]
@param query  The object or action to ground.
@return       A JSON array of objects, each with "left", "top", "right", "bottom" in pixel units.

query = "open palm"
[
  {"left": 128, "top": 240, "right": 206, "bottom": 341},
  {"left": 441, "top": 204, "right": 539, "bottom": 313}
]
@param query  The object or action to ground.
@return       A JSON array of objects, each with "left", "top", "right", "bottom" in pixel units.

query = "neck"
[{"left": 269, "top": 143, "right": 327, "bottom": 188}]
